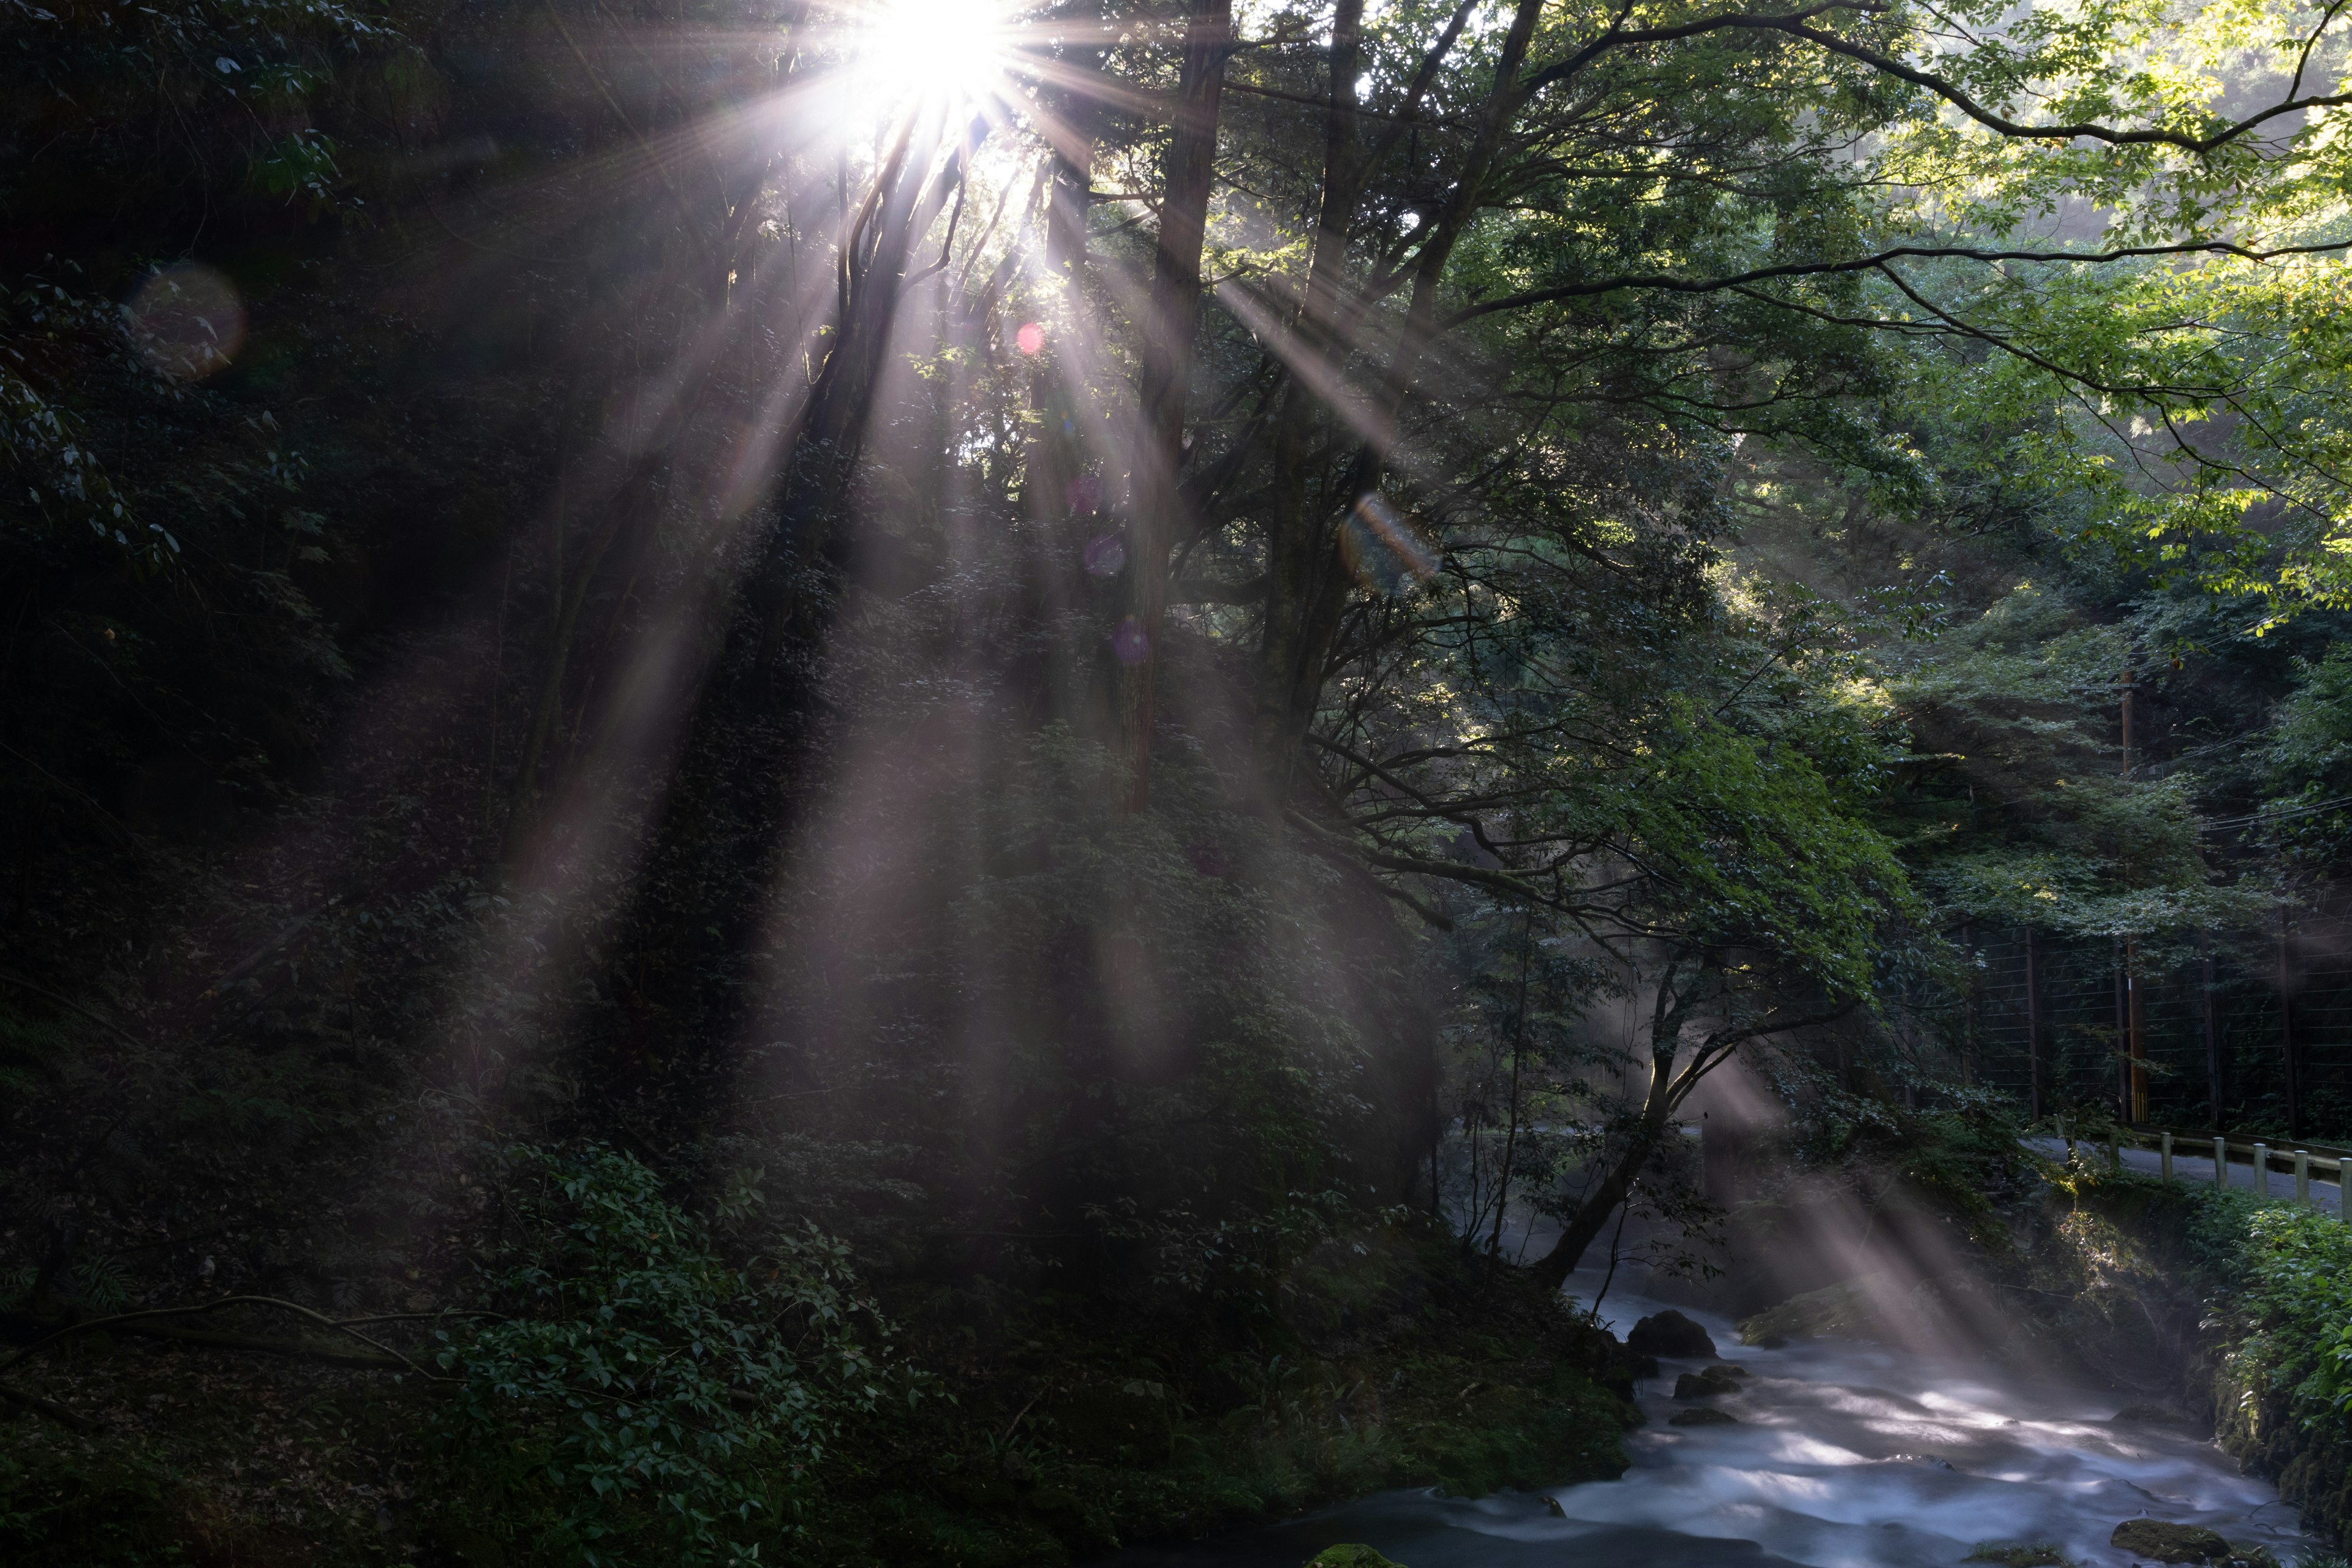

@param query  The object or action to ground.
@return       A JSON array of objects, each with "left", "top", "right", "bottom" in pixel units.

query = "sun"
[{"left": 855, "top": 0, "right": 1013, "bottom": 110}]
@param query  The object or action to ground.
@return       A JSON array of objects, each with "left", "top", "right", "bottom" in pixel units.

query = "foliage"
[
  {"left": 2207, "top": 1197, "right": 2352, "bottom": 1427},
  {"left": 2065, "top": 1172, "right": 2352, "bottom": 1547},
  {"left": 431, "top": 1144, "right": 902, "bottom": 1567},
  {"left": 2260, "top": 647, "right": 2352, "bottom": 864}
]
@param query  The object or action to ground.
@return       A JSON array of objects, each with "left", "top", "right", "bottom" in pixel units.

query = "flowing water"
[{"left": 1104, "top": 1271, "right": 2310, "bottom": 1568}]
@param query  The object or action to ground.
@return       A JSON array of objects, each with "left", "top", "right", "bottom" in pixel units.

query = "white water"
[{"left": 1105, "top": 1271, "right": 2310, "bottom": 1568}]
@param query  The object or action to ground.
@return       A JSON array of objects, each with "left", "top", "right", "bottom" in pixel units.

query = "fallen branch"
[
  {"left": 0, "top": 972, "right": 148, "bottom": 1053},
  {"left": 0, "top": 1296, "right": 454, "bottom": 1384},
  {"left": 0, "top": 1379, "right": 99, "bottom": 1431},
  {"left": 101, "top": 1322, "right": 412, "bottom": 1369}
]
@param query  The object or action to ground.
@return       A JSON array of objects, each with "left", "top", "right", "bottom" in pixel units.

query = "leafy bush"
[
  {"left": 2207, "top": 1197, "right": 2352, "bottom": 1424},
  {"left": 432, "top": 1144, "right": 905, "bottom": 1566}
]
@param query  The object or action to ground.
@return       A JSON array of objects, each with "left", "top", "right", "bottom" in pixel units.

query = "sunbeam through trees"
[{"left": 10, "top": 0, "right": 2352, "bottom": 1563}]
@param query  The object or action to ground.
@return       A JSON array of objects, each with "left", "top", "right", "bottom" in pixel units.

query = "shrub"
[{"left": 432, "top": 1144, "right": 903, "bottom": 1566}]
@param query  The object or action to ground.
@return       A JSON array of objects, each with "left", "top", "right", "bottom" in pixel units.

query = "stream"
[{"left": 1104, "top": 1270, "right": 2310, "bottom": 1568}]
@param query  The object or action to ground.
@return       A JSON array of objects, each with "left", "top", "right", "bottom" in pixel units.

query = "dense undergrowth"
[{"left": 0, "top": 1140, "right": 1638, "bottom": 1567}]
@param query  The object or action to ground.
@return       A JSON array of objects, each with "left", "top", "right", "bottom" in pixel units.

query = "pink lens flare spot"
[
  {"left": 1111, "top": 617, "right": 1150, "bottom": 666},
  {"left": 1016, "top": 321, "right": 1046, "bottom": 355},
  {"left": 1084, "top": 534, "right": 1126, "bottom": 578},
  {"left": 128, "top": 263, "right": 246, "bottom": 382}
]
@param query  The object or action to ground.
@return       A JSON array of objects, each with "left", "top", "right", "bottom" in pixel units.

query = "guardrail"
[{"left": 2049, "top": 1120, "right": 2346, "bottom": 1208}]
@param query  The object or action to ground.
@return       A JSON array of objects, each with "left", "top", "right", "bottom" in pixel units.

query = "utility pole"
[
  {"left": 2120, "top": 666, "right": 2136, "bottom": 774},
  {"left": 2201, "top": 933, "right": 2223, "bottom": 1131},
  {"left": 1961, "top": 922, "right": 1977, "bottom": 1085},
  {"left": 2114, "top": 938, "right": 2130, "bottom": 1124},
  {"left": 2025, "top": 927, "right": 2045, "bottom": 1120},
  {"left": 2280, "top": 905, "right": 2301, "bottom": 1140},
  {"left": 2126, "top": 937, "right": 2147, "bottom": 1124},
  {"left": 2117, "top": 669, "right": 2145, "bottom": 1123}
]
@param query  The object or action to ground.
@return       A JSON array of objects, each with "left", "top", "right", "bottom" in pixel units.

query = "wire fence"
[{"left": 1960, "top": 889, "right": 2352, "bottom": 1140}]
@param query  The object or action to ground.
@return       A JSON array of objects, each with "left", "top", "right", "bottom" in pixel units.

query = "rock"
[
  {"left": 1306, "top": 1548, "right": 1407, "bottom": 1568},
  {"left": 1707, "top": 1363, "right": 1751, "bottom": 1378},
  {"left": 1545, "top": 1496, "right": 1567, "bottom": 1516},
  {"left": 1627, "top": 1308, "right": 1717, "bottom": 1359},
  {"left": 2110, "top": 1403, "right": 2190, "bottom": 1428},
  {"left": 2109, "top": 1518, "right": 2233, "bottom": 1562},
  {"left": 1754, "top": 1333, "right": 1790, "bottom": 1349},
  {"left": 1673, "top": 1367, "right": 1743, "bottom": 1399},
  {"left": 1669, "top": 1407, "right": 1740, "bottom": 1426}
]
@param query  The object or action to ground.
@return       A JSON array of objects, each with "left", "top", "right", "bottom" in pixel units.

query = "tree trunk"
[
  {"left": 1526, "top": 1110, "right": 1675, "bottom": 1292},
  {"left": 1021, "top": 35, "right": 1106, "bottom": 729},
  {"left": 1256, "top": 0, "right": 1545, "bottom": 788},
  {"left": 1528, "top": 968, "right": 1691, "bottom": 1291},
  {"left": 1117, "top": 0, "right": 1232, "bottom": 813},
  {"left": 1254, "top": 0, "right": 1365, "bottom": 795},
  {"left": 747, "top": 108, "right": 979, "bottom": 667},
  {"left": 502, "top": 477, "right": 629, "bottom": 861}
]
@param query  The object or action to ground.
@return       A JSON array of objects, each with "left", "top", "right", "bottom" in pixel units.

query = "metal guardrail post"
[
  {"left": 2254, "top": 1142, "right": 2271, "bottom": 1198},
  {"left": 2214, "top": 1136, "right": 2227, "bottom": 1188},
  {"left": 2161, "top": 1131, "right": 2173, "bottom": 1183},
  {"left": 2296, "top": 1149, "right": 2311, "bottom": 1205}
]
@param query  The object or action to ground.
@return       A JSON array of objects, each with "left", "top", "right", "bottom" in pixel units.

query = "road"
[{"left": 2024, "top": 1136, "right": 2342, "bottom": 1215}]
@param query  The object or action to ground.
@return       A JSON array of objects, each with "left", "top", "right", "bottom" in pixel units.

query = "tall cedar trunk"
[
  {"left": 601, "top": 117, "right": 973, "bottom": 1122},
  {"left": 1254, "top": 0, "right": 1365, "bottom": 790},
  {"left": 1260, "top": 0, "right": 1547, "bottom": 786},
  {"left": 1117, "top": 0, "right": 1232, "bottom": 814},
  {"left": 502, "top": 448, "right": 664, "bottom": 861},
  {"left": 1022, "top": 32, "right": 1106, "bottom": 728},
  {"left": 746, "top": 109, "right": 976, "bottom": 666}
]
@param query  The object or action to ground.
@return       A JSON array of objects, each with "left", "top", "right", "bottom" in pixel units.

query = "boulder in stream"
[
  {"left": 1305, "top": 1549, "right": 1406, "bottom": 1568},
  {"left": 2108, "top": 1518, "right": 2234, "bottom": 1562},
  {"left": 1669, "top": 1406, "right": 1740, "bottom": 1426},
  {"left": 1673, "top": 1366, "right": 1743, "bottom": 1399},
  {"left": 1627, "top": 1309, "right": 1717, "bottom": 1359},
  {"left": 2110, "top": 1403, "right": 2193, "bottom": 1429}
]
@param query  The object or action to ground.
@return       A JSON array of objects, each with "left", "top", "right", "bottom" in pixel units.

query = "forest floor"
[{"left": 0, "top": 1230, "right": 1645, "bottom": 1567}]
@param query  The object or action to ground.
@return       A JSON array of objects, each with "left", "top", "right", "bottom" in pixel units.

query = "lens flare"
[
  {"left": 1342, "top": 492, "right": 1442, "bottom": 595},
  {"left": 1110, "top": 616, "right": 1149, "bottom": 665},
  {"left": 127, "top": 263, "right": 245, "bottom": 381}
]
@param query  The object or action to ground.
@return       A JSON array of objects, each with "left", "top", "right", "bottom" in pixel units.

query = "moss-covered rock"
[
  {"left": 1626, "top": 1310, "right": 1717, "bottom": 1359},
  {"left": 2109, "top": 1518, "right": 2232, "bottom": 1561},
  {"left": 2111, "top": 1404, "right": 2192, "bottom": 1428},
  {"left": 1965, "top": 1545, "right": 2071, "bottom": 1566},
  {"left": 1668, "top": 1407, "right": 1739, "bottom": 1426},
  {"left": 1306, "top": 1548, "right": 1407, "bottom": 1568},
  {"left": 1673, "top": 1366, "right": 1742, "bottom": 1399}
]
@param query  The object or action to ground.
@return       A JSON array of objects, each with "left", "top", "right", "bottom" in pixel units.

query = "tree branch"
[{"left": 1446, "top": 238, "right": 2352, "bottom": 326}]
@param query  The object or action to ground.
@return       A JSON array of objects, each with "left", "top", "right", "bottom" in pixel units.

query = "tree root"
[{"left": 0, "top": 1378, "right": 99, "bottom": 1431}]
